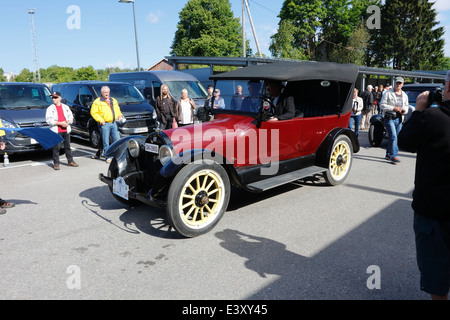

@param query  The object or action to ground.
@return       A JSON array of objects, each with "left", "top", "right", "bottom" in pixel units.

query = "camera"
[{"left": 427, "top": 87, "right": 444, "bottom": 107}]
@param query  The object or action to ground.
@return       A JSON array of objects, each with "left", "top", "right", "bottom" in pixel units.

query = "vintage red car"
[{"left": 99, "top": 61, "right": 360, "bottom": 237}]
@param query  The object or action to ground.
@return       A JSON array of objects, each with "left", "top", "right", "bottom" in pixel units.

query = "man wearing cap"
[
  {"left": 379, "top": 77, "right": 409, "bottom": 163},
  {"left": 398, "top": 70, "right": 450, "bottom": 300},
  {"left": 45, "top": 91, "right": 79, "bottom": 170}
]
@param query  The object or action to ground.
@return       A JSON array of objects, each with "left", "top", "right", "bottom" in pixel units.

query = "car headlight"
[
  {"left": 152, "top": 110, "right": 157, "bottom": 119},
  {"left": 1, "top": 119, "right": 16, "bottom": 128},
  {"left": 159, "top": 145, "right": 174, "bottom": 165},
  {"left": 128, "top": 139, "right": 141, "bottom": 158}
]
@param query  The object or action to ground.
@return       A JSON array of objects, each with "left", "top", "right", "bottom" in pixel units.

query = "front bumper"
[{"left": 99, "top": 172, "right": 166, "bottom": 208}]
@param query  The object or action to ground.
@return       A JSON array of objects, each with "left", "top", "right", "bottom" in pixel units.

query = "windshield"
[
  {"left": 166, "top": 80, "right": 207, "bottom": 100},
  {"left": 211, "top": 79, "right": 264, "bottom": 113},
  {"left": 0, "top": 84, "right": 52, "bottom": 109},
  {"left": 92, "top": 83, "right": 146, "bottom": 104},
  {"left": 404, "top": 89, "right": 423, "bottom": 103}
]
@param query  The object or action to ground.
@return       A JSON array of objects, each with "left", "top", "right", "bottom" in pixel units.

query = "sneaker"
[
  {"left": 390, "top": 157, "right": 401, "bottom": 164},
  {"left": 106, "top": 158, "right": 112, "bottom": 164},
  {"left": 385, "top": 155, "right": 391, "bottom": 160},
  {"left": 54, "top": 164, "right": 60, "bottom": 170},
  {"left": 68, "top": 162, "right": 79, "bottom": 167}
]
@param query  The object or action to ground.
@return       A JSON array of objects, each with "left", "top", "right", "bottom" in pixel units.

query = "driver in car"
[{"left": 266, "top": 80, "right": 295, "bottom": 121}]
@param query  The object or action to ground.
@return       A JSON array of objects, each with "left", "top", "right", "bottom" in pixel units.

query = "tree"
[
  {"left": 0, "top": 68, "right": 6, "bottom": 82},
  {"left": 370, "top": 0, "right": 445, "bottom": 70},
  {"left": 14, "top": 69, "right": 33, "bottom": 82},
  {"left": 73, "top": 66, "right": 97, "bottom": 81},
  {"left": 270, "top": 0, "right": 379, "bottom": 61},
  {"left": 328, "top": 23, "right": 370, "bottom": 65},
  {"left": 170, "top": 0, "right": 251, "bottom": 57}
]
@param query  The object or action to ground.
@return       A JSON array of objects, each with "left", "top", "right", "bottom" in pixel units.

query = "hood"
[
  {"left": 164, "top": 114, "right": 257, "bottom": 159},
  {"left": 118, "top": 102, "right": 155, "bottom": 116},
  {"left": 0, "top": 108, "right": 47, "bottom": 127}
]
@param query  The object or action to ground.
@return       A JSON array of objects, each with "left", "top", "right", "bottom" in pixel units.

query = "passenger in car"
[
  {"left": 266, "top": 80, "right": 295, "bottom": 121},
  {"left": 241, "top": 80, "right": 262, "bottom": 112}
]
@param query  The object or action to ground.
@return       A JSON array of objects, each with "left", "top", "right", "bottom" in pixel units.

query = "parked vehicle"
[
  {"left": 99, "top": 61, "right": 360, "bottom": 237},
  {"left": 0, "top": 82, "right": 52, "bottom": 154},
  {"left": 52, "top": 81, "right": 158, "bottom": 148},
  {"left": 108, "top": 71, "right": 208, "bottom": 109},
  {"left": 368, "top": 83, "right": 444, "bottom": 147}
]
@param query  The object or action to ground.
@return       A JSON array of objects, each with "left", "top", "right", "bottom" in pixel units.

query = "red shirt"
[{"left": 55, "top": 104, "right": 67, "bottom": 133}]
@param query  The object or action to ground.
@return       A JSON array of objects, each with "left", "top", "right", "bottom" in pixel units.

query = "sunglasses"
[{"left": 51, "top": 96, "right": 60, "bottom": 99}]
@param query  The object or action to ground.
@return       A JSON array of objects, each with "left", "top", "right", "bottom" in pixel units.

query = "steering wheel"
[{"left": 262, "top": 96, "right": 276, "bottom": 117}]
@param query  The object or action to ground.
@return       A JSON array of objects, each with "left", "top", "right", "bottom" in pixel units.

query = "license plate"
[
  {"left": 145, "top": 143, "right": 159, "bottom": 154},
  {"left": 113, "top": 177, "right": 129, "bottom": 200},
  {"left": 30, "top": 138, "right": 38, "bottom": 144},
  {"left": 133, "top": 127, "right": 148, "bottom": 133}
]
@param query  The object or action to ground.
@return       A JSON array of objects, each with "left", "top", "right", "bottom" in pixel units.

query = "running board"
[{"left": 246, "top": 166, "right": 326, "bottom": 192}]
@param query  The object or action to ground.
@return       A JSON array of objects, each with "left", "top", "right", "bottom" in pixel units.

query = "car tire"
[
  {"left": 107, "top": 159, "right": 140, "bottom": 207},
  {"left": 368, "top": 122, "right": 384, "bottom": 147},
  {"left": 166, "top": 161, "right": 230, "bottom": 238},
  {"left": 89, "top": 125, "right": 101, "bottom": 149},
  {"left": 323, "top": 135, "right": 353, "bottom": 186}
]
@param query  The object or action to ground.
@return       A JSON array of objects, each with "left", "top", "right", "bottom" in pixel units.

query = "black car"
[
  {"left": 0, "top": 82, "right": 52, "bottom": 154},
  {"left": 52, "top": 81, "right": 158, "bottom": 148},
  {"left": 368, "top": 83, "right": 444, "bottom": 147}
]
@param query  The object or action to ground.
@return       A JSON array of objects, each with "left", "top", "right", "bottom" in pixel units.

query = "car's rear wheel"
[
  {"left": 323, "top": 135, "right": 353, "bottom": 186},
  {"left": 166, "top": 161, "right": 230, "bottom": 237},
  {"left": 368, "top": 122, "right": 384, "bottom": 147}
]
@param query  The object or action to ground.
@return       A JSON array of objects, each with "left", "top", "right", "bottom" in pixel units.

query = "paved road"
[{"left": 0, "top": 132, "right": 429, "bottom": 300}]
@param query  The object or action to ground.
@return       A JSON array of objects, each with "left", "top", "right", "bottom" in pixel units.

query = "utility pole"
[
  {"left": 242, "top": 0, "right": 262, "bottom": 58},
  {"left": 27, "top": 9, "right": 41, "bottom": 82},
  {"left": 242, "top": 0, "right": 246, "bottom": 57}
]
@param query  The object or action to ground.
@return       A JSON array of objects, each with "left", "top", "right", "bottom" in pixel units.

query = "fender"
[
  {"left": 104, "top": 135, "right": 147, "bottom": 158},
  {"left": 370, "top": 114, "right": 384, "bottom": 125},
  {"left": 314, "top": 127, "right": 359, "bottom": 168}
]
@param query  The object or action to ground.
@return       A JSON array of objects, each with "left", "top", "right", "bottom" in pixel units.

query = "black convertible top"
[{"left": 210, "top": 61, "right": 359, "bottom": 83}]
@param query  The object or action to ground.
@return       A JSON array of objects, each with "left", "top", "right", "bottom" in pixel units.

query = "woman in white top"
[{"left": 176, "top": 89, "right": 196, "bottom": 126}]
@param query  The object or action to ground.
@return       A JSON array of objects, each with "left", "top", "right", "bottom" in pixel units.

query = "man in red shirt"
[{"left": 45, "top": 92, "right": 79, "bottom": 170}]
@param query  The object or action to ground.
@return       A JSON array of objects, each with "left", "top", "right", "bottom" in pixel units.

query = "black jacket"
[
  {"left": 275, "top": 94, "right": 295, "bottom": 120},
  {"left": 398, "top": 101, "right": 450, "bottom": 220}
]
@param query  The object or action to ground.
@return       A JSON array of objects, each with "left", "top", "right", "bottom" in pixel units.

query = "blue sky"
[{"left": 0, "top": 0, "right": 449, "bottom": 74}]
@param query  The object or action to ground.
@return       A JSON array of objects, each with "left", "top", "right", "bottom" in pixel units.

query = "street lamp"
[{"left": 119, "top": 0, "right": 141, "bottom": 71}]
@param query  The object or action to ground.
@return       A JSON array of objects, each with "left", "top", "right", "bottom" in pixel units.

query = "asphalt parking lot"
[{"left": 0, "top": 131, "right": 430, "bottom": 300}]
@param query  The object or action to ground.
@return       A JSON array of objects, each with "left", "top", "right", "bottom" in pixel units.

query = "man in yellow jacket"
[{"left": 90, "top": 86, "right": 124, "bottom": 163}]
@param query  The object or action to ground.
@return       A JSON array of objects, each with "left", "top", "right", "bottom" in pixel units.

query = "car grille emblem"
[
  {"left": 33, "top": 123, "right": 44, "bottom": 127},
  {"left": 136, "top": 115, "right": 143, "bottom": 119}
]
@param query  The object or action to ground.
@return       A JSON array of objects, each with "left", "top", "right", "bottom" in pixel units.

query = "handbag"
[{"left": 172, "top": 118, "right": 178, "bottom": 129}]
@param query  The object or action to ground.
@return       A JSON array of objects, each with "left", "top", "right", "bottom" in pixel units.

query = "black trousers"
[{"left": 53, "top": 132, "right": 74, "bottom": 164}]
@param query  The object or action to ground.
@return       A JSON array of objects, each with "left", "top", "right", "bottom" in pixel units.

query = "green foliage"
[
  {"left": 369, "top": 0, "right": 445, "bottom": 70},
  {"left": 3, "top": 65, "right": 138, "bottom": 84},
  {"left": 170, "top": 0, "right": 250, "bottom": 57}
]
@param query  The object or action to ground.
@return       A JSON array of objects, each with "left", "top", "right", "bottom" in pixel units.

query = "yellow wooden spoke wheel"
[
  {"left": 167, "top": 161, "right": 230, "bottom": 237},
  {"left": 324, "top": 135, "right": 353, "bottom": 186}
]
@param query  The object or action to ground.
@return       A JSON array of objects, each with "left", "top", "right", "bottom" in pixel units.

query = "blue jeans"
[
  {"left": 100, "top": 122, "right": 120, "bottom": 156},
  {"left": 348, "top": 114, "right": 361, "bottom": 137},
  {"left": 384, "top": 117, "right": 402, "bottom": 158}
]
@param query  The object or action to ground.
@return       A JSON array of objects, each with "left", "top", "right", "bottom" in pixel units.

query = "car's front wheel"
[
  {"left": 166, "top": 161, "right": 230, "bottom": 237},
  {"left": 323, "top": 135, "right": 353, "bottom": 186}
]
